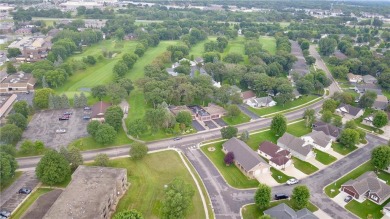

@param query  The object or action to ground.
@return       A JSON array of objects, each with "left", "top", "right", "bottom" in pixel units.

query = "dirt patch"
[
  {"left": 20, "top": 108, "right": 89, "bottom": 150},
  {"left": 21, "top": 189, "right": 63, "bottom": 219}
]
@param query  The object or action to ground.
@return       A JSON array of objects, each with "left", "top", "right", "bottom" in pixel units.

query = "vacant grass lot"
[
  {"left": 292, "top": 157, "right": 319, "bottom": 175},
  {"left": 107, "top": 151, "right": 206, "bottom": 219},
  {"left": 325, "top": 161, "right": 390, "bottom": 197},
  {"left": 248, "top": 95, "right": 319, "bottom": 116},
  {"left": 346, "top": 199, "right": 390, "bottom": 219},
  {"left": 201, "top": 142, "right": 259, "bottom": 188},
  {"left": 0, "top": 171, "right": 22, "bottom": 192},
  {"left": 222, "top": 112, "right": 251, "bottom": 125},
  {"left": 286, "top": 121, "right": 311, "bottom": 137},
  {"left": 11, "top": 188, "right": 53, "bottom": 219},
  {"left": 314, "top": 149, "right": 337, "bottom": 165},
  {"left": 331, "top": 142, "right": 357, "bottom": 155},
  {"left": 259, "top": 36, "right": 276, "bottom": 55},
  {"left": 242, "top": 200, "right": 318, "bottom": 219}
]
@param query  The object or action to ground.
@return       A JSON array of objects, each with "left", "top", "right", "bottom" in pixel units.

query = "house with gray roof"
[
  {"left": 263, "top": 203, "right": 318, "bottom": 219},
  {"left": 373, "top": 95, "right": 388, "bottom": 110},
  {"left": 341, "top": 171, "right": 390, "bottom": 205},
  {"left": 246, "top": 96, "right": 277, "bottom": 108},
  {"left": 336, "top": 103, "right": 364, "bottom": 120},
  {"left": 277, "top": 133, "right": 315, "bottom": 161},
  {"left": 222, "top": 137, "right": 270, "bottom": 179},
  {"left": 301, "top": 130, "right": 333, "bottom": 152},
  {"left": 363, "top": 75, "right": 378, "bottom": 84},
  {"left": 312, "top": 121, "right": 341, "bottom": 139},
  {"left": 355, "top": 83, "right": 382, "bottom": 95}
]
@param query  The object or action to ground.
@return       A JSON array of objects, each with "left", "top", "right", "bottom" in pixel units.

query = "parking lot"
[{"left": 20, "top": 108, "right": 89, "bottom": 150}]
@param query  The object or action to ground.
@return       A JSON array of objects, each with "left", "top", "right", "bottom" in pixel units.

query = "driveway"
[
  {"left": 333, "top": 192, "right": 350, "bottom": 207},
  {"left": 204, "top": 120, "right": 218, "bottom": 129},
  {"left": 192, "top": 120, "right": 206, "bottom": 131},
  {"left": 283, "top": 165, "right": 307, "bottom": 179},
  {"left": 238, "top": 104, "right": 260, "bottom": 120},
  {"left": 21, "top": 189, "right": 63, "bottom": 219},
  {"left": 213, "top": 118, "right": 227, "bottom": 127},
  {"left": 255, "top": 173, "right": 279, "bottom": 187}
]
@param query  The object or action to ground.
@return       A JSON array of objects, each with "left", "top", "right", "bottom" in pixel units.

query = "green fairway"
[
  {"left": 222, "top": 36, "right": 248, "bottom": 64},
  {"left": 291, "top": 157, "right": 318, "bottom": 175},
  {"left": 11, "top": 188, "right": 53, "bottom": 219},
  {"left": 286, "top": 120, "right": 312, "bottom": 137},
  {"left": 222, "top": 112, "right": 251, "bottom": 125},
  {"left": 106, "top": 151, "right": 207, "bottom": 219},
  {"left": 259, "top": 36, "right": 276, "bottom": 55},
  {"left": 189, "top": 37, "right": 217, "bottom": 58},
  {"left": 201, "top": 142, "right": 259, "bottom": 188},
  {"left": 314, "top": 149, "right": 337, "bottom": 165}
]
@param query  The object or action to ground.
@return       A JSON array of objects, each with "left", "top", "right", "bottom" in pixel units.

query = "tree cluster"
[{"left": 87, "top": 121, "right": 117, "bottom": 145}]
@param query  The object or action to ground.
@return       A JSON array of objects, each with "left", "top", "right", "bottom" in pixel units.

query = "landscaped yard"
[
  {"left": 286, "top": 121, "right": 312, "bottom": 137},
  {"left": 105, "top": 151, "right": 207, "bottom": 219},
  {"left": 270, "top": 167, "right": 293, "bottom": 183},
  {"left": 201, "top": 142, "right": 259, "bottom": 188},
  {"left": 259, "top": 36, "right": 276, "bottom": 55},
  {"left": 0, "top": 171, "right": 22, "bottom": 192},
  {"left": 291, "top": 157, "right": 319, "bottom": 175},
  {"left": 248, "top": 95, "right": 320, "bottom": 116},
  {"left": 245, "top": 130, "right": 279, "bottom": 150},
  {"left": 222, "top": 112, "right": 251, "bottom": 125},
  {"left": 11, "top": 188, "right": 53, "bottom": 219},
  {"left": 314, "top": 149, "right": 337, "bottom": 165},
  {"left": 324, "top": 161, "right": 390, "bottom": 198},
  {"left": 241, "top": 200, "right": 318, "bottom": 219},
  {"left": 345, "top": 198, "right": 390, "bottom": 219},
  {"left": 331, "top": 142, "right": 357, "bottom": 155}
]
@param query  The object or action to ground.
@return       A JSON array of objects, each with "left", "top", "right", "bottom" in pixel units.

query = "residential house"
[
  {"left": 194, "top": 57, "right": 204, "bottom": 66},
  {"left": 363, "top": 75, "right": 378, "bottom": 84},
  {"left": 203, "top": 103, "right": 227, "bottom": 120},
  {"left": 312, "top": 121, "right": 341, "bottom": 140},
  {"left": 246, "top": 96, "right": 277, "bottom": 108},
  {"left": 277, "top": 133, "right": 315, "bottom": 161},
  {"left": 383, "top": 202, "right": 390, "bottom": 217},
  {"left": 0, "top": 72, "right": 36, "bottom": 94},
  {"left": 356, "top": 83, "right": 382, "bottom": 95},
  {"left": 341, "top": 171, "right": 390, "bottom": 205},
  {"left": 258, "top": 141, "right": 292, "bottom": 170},
  {"left": 169, "top": 105, "right": 196, "bottom": 120},
  {"left": 0, "top": 94, "right": 17, "bottom": 119},
  {"left": 347, "top": 73, "right": 363, "bottom": 83},
  {"left": 292, "top": 89, "right": 302, "bottom": 99},
  {"left": 362, "top": 115, "right": 374, "bottom": 126},
  {"left": 336, "top": 103, "right": 364, "bottom": 120},
  {"left": 241, "top": 90, "right": 256, "bottom": 102},
  {"left": 222, "top": 137, "right": 270, "bottom": 179},
  {"left": 373, "top": 95, "right": 388, "bottom": 110},
  {"left": 301, "top": 130, "right": 333, "bottom": 152},
  {"left": 91, "top": 101, "right": 112, "bottom": 122},
  {"left": 263, "top": 203, "right": 318, "bottom": 219}
]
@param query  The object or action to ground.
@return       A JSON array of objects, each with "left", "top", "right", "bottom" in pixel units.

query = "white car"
[
  {"left": 286, "top": 178, "right": 299, "bottom": 185},
  {"left": 55, "top": 129, "right": 66, "bottom": 134}
]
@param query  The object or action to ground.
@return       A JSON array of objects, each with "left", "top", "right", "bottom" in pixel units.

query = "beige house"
[
  {"left": 277, "top": 133, "right": 315, "bottom": 161},
  {"left": 347, "top": 73, "right": 363, "bottom": 83},
  {"left": 0, "top": 72, "right": 36, "bottom": 94},
  {"left": 336, "top": 103, "right": 364, "bottom": 120},
  {"left": 301, "top": 130, "right": 333, "bottom": 152}
]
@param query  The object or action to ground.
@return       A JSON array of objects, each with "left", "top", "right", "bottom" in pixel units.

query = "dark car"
[
  {"left": 18, "top": 187, "right": 31, "bottom": 194},
  {"left": 83, "top": 115, "right": 91, "bottom": 120},
  {"left": 274, "top": 193, "right": 289, "bottom": 200},
  {"left": 344, "top": 195, "right": 353, "bottom": 203},
  {"left": 84, "top": 106, "right": 91, "bottom": 110},
  {"left": 0, "top": 210, "right": 10, "bottom": 218},
  {"left": 173, "top": 137, "right": 182, "bottom": 141},
  {"left": 59, "top": 116, "right": 69, "bottom": 120},
  {"left": 63, "top": 112, "right": 73, "bottom": 115}
]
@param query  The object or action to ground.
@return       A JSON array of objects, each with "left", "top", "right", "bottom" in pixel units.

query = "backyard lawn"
[
  {"left": 241, "top": 200, "right": 318, "bottom": 219},
  {"left": 270, "top": 168, "right": 293, "bottom": 183},
  {"left": 201, "top": 142, "right": 259, "bottom": 188},
  {"left": 105, "top": 151, "right": 207, "bottom": 219},
  {"left": 259, "top": 36, "right": 276, "bottom": 55},
  {"left": 222, "top": 112, "right": 251, "bottom": 125},
  {"left": 324, "top": 161, "right": 390, "bottom": 198},
  {"left": 0, "top": 171, "right": 22, "bottom": 192},
  {"left": 291, "top": 157, "right": 319, "bottom": 175},
  {"left": 286, "top": 121, "right": 312, "bottom": 137},
  {"left": 10, "top": 188, "right": 54, "bottom": 219},
  {"left": 345, "top": 199, "right": 390, "bottom": 219},
  {"left": 245, "top": 130, "right": 279, "bottom": 150},
  {"left": 331, "top": 142, "right": 357, "bottom": 155},
  {"left": 314, "top": 149, "right": 337, "bottom": 165},
  {"left": 248, "top": 95, "right": 320, "bottom": 116}
]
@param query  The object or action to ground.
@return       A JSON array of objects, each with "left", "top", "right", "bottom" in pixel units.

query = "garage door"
[{"left": 342, "top": 187, "right": 356, "bottom": 197}]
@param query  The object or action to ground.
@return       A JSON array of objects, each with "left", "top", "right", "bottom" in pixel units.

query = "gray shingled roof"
[
  {"left": 342, "top": 171, "right": 390, "bottom": 200},
  {"left": 277, "top": 133, "right": 313, "bottom": 157},
  {"left": 255, "top": 96, "right": 275, "bottom": 105},
  {"left": 264, "top": 203, "right": 318, "bottom": 219},
  {"left": 222, "top": 137, "right": 269, "bottom": 172},
  {"left": 305, "top": 130, "right": 332, "bottom": 148},
  {"left": 337, "top": 103, "right": 363, "bottom": 116},
  {"left": 312, "top": 121, "right": 341, "bottom": 138}
]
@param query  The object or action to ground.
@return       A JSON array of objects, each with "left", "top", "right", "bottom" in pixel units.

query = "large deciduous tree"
[
  {"left": 6, "top": 113, "right": 27, "bottom": 130},
  {"left": 220, "top": 126, "right": 238, "bottom": 139},
  {"left": 162, "top": 178, "right": 195, "bottom": 219},
  {"left": 291, "top": 185, "right": 310, "bottom": 209},
  {"left": 91, "top": 85, "right": 107, "bottom": 100},
  {"left": 0, "top": 152, "right": 18, "bottom": 186},
  {"left": 358, "top": 91, "right": 377, "bottom": 108},
  {"left": 271, "top": 114, "right": 287, "bottom": 136},
  {"left": 175, "top": 111, "right": 192, "bottom": 127},
  {"left": 339, "top": 128, "right": 360, "bottom": 148},
  {"left": 59, "top": 146, "right": 83, "bottom": 170},
  {"left": 129, "top": 142, "right": 148, "bottom": 160},
  {"left": 35, "top": 150, "right": 71, "bottom": 186},
  {"left": 373, "top": 111, "right": 388, "bottom": 128},
  {"left": 254, "top": 183, "right": 271, "bottom": 209},
  {"left": 319, "top": 37, "right": 337, "bottom": 56},
  {"left": 87, "top": 120, "right": 101, "bottom": 137},
  {"left": 104, "top": 106, "right": 124, "bottom": 131},
  {"left": 227, "top": 105, "right": 241, "bottom": 117},
  {"left": 12, "top": 101, "right": 29, "bottom": 117},
  {"left": 371, "top": 146, "right": 390, "bottom": 170},
  {"left": 94, "top": 153, "right": 109, "bottom": 167},
  {"left": 322, "top": 99, "right": 338, "bottom": 113},
  {"left": 0, "top": 124, "right": 22, "bottom": 144},
  {"left": 127, "top": 119, "right": 148, "bottom": 138},
  {"left": 33, "top": 88, "right": 55, "bottom": 109},
  {"left": 95, "top": 124, "right": 117, "bottom": 144},
  {"left": 303, "top": 109, "right": 315, "bottom": 128}
]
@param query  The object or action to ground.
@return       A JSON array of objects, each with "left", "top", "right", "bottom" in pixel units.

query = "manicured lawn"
[
  {"left": 222, "top": 113, "right": 251, "bottom": 125},
  {"left": 246, "top": 130, "right": 279, "bottom": 150},
  {"left": 286, "top": 121, "right": 312, "bottom": 137},
  {"left": 259, "top": 36, "right": 276, "bottom": 55},
  {"left": 201, "top": 142, "right": 259, "bottom": 188},
  {"left": 11, "top": 188, "right": 53, "bottom": 219},
  {"left": 69, "top": 126, "right": 132, "bottom": 151},
  {"left": 324, "top": 161, "right": 390, "bottom": 198},
  {"left": 346, "top": 199, "right": 390, "bottom": 219},
  {"left": 222, "top": 36, "right": 248, "bottom": 64},
  {"left": 248, "top": 95, "right": 319, "bottom": 116},
  {"left": 189, "top": 37, "right": 217, "bottom": 58},
  {"left": 314, "top": 149, "right": 337, "bottom": 165},
  {"left": 292, "top": 157, "right": 319, "bottom": 175},
  {"left": 105, "top": 151, "right": 206, "bottom": 219},
  {"left": 331, "top": 142, "right": 357, "bottom": 155},
  {"left": 242, "top": 200, "right": 318, "bottom": 219},
  {"left": 0, "top": 171, "right": 22, "bottom": 192},
  {"left": 270, "top": 167, "right": 293, "bottom": 183}
]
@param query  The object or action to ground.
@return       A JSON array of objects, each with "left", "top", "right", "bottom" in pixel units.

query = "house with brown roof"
[
  {"left": 336, "top": 103, "right": 364, "bottom": 120},
  {"left": 91, "top": 101, "right": 112, "bottom": 122},
  {"left": 341, "top": 171, "right": 390, "bottom": 205},
  {"left": 203, "top": 103, "right": 227, "bottom": 120},
  {"left": 258, "top": 141, "right": 292, "bottom": 170},
  {"left": 301, "top": 130, "right": 333, "bottom": 152},
  {"left": 347, "top": 73, "right": 363, "bottom": 83},
  {"left": 222, "top": 137, "right": 270, "bottom": 179},
  {"left": 277, "top": 133, "right": 315, "bottom": 161},
  {"left": 240, "top": 90, "right": 256, "bottom": 101},
  {"left": 0, "top": 72, "right": 36, "bottom": 94},
  {"left": 312, "top": 121, "right": 341, "bottom": 140}
]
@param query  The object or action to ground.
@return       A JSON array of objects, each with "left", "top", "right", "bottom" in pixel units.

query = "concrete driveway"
[
  {"left": 333, "top": 192, "right": 351, "bottom": 207},
  {"left": 255, "top": 173, "right": 279, "bottom": 187},
  {"left": 283, "top": 165, "right": 307, "bottom": 179}
]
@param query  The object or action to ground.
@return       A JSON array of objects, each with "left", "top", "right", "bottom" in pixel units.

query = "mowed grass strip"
[
  {"left": 189, "top": 36, "right": 217, "bottom": 58},
  {"left": 201, "top": 142, "right": 259, "bottom": 188},
  {"left": 259, "top": 36, "right": 276, "bottom": 55},
  {"left": 222, "top": 112, "right": 251, "bottom": 125},
  {"left": 11, "top": 188, "right": 53, "bottom": 219},
  {"left": 106, "top": 151, "right": 206, "bottom": 219},
  {"left": 291, "top": 157, "right": 318, "bottom": 175},
  {"left": 345, "top": 199, "right": 390, "bottom": 219},
  {"left": 286, "top": 120, "right": 311, "bottom": 137},
  {"left": 331, "top": 142, "right": 357, "bottom": 155},
  {"left": 314, "top": 149, "right": 337, "bottom": 165}
]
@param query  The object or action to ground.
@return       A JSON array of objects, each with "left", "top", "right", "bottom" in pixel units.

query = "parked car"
[
  {"left": 59, "top": 116, "right": 69, "bottom": 120},
  {"left": 173, "top": 137, "right": 182, "bottom": 141},
  {"left": 83, "top": 115, "right": 91, "bottom": 120},
  {"left": 286, "top": 178, "right": 299, "bottom": 185},
  {"left": 63, "top": 112, "right": 73, "bottom": 115},
  {"left": 18, "top": 187, "right": 31, "bottom": 194},
  {"left": 274, "top": 193, "right": 289, "bottom": 200},
  {"left": 84, "top": 106, "right": 91, "bottom": 110},
  {"left": 344, "top": 195, "right": 353, "bottom": 203},
  {"left": 55, "top": 129, "right": 67, "bottom": 134},
  {"left": 0, "top": 210, "right": 11, "bottom": 218}
]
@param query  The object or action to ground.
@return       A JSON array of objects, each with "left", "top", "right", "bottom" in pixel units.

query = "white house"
[
  {"left": 301, "top": 130, "right": 332, "bottom": 152},
  {"left": 277, "top": 133, "right": 315, "bottom": 161},
  {"left": 336, "top": 103, "right": 364, "bottom": 120},
  {"left": 347, "top": 73, "right": 363, "bottom": 83},
  {"left": 246, "top": 96, "right": 277, "bottom": 108}
]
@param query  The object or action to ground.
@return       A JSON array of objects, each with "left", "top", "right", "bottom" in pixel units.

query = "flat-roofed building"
[
  {"left": 0, "top": 94, "right": 17, "bottom": 118},
  {"left": 43, "top": 165, "right": 128, "bottom": 219},
  {"left": 0, "top": 72, "right": 36, "bottom": 94}
]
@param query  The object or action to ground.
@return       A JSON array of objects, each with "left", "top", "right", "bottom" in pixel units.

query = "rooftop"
[
  {"left": 264, "top": 203, "right": 318, "bottom": 219},
  {"left": 43, "top": 166, "right": 127, "bottom": 219},
  {"left": 91, "top": 101, "right": 111, "bottom": 118},
  {"left": 203, "top": 103, "right": 227, "bottom": 115},
  {"left": 337, "top": 103, "right": 363, "bottom": 116},
  {"left": 241, "top": 90, "right": 256, "bottom": 100},
  {"left": 312, "top": 121, "right": 341, "bottom": 138},
  {"left": 1, "top": 72, "right": 34, "bottom": 84},
  {"left": 169, "top": 105, "right": 195, "bottom": 116},
  {"left": 278, "top": 133, "right": 313, "bottom": 157}
]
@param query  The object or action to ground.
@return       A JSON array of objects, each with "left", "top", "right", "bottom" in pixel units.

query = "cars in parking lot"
[
  {"left": 59, "top": 115, "right": 69, "bottom": 120},
  {"left": 286, "top": 178, "right": 299, "bottom": 185},
  {"left": 173, "top": 137, "right": 182, "bottom": 141},
  {"left": 0, "top": 210, "right": 11, "bottom": 218},
  {"left": 18, "top": 187, "right": 32, "bottom": 194},
  {"left": 84, "top": 106, "right": 91, "bottom": 110},
  {"left": 63, "top": 112, "right": 73, "bottom": 115},
  {"left": 83, "top": 115, "right": 91, "bottom": 120},
  {"left": 274, "top": 193, "right": 289, "bottom": 200},
  {"left": 55, "top": 128, "right": 67, "bottom": 134},
  {"left": 344, "top": 195, "right": 353, "bottom": 203}
]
